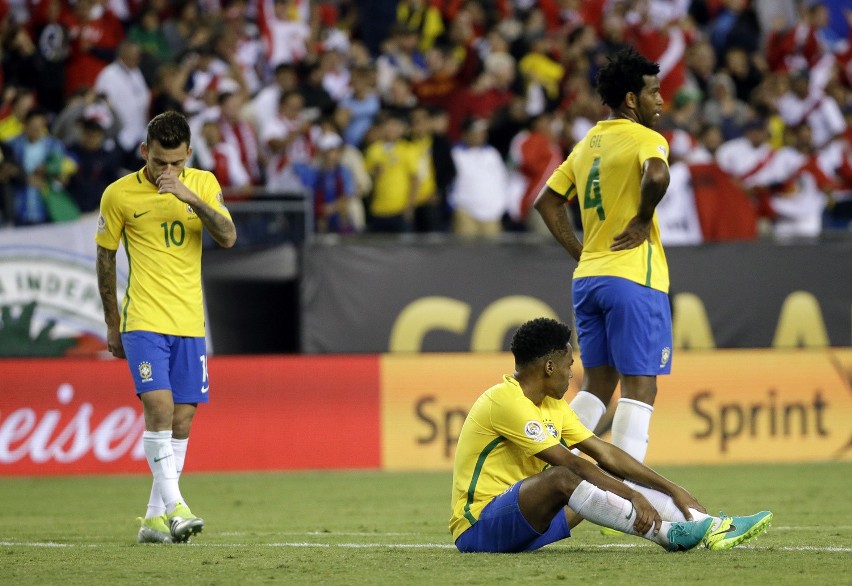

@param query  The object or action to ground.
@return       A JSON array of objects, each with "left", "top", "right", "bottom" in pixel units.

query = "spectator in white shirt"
[
  {"left": 775, "top": 69, "right": 846, "bottom": 149},
  {"left": 94, "top": 40, "right": 150, "bottom": 167},
  {"left": 262, "top": 89, "right": 320, "bottom": 194},
  {"left": 449, "top": 118, "right": 509, "bottom": 237}
]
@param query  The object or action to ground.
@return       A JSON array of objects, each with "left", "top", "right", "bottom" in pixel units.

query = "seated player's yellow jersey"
[
  {"left": 449, "top": 375, "right": 593, "bottom": 541},
  {"left": 546, "top": 119, "right": 670, "bottom": 292},
  {"left": 95, "top": 167, "right": 231, "bottom": 337}
]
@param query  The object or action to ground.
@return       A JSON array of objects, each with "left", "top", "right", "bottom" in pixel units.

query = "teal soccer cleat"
[
  {"left": 665, "top": 518, "right": 715, "bottom": 552},
  {"left": 704, "top": 511, "right": 773, "bottom": 550}
]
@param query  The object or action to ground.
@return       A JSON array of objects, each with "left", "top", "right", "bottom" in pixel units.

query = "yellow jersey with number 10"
[
  {"left": 95, "top": 167, "right": 231, "bottom": 337},
  {"left": 546, "top": 119, "right": 670, "bottom": 293}
]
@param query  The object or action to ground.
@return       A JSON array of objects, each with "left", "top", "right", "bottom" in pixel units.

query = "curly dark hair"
[
  {"left": 510, "top": 318, "right": 571, "bottom": 367},
  {"left": 146, "top": 110, "right": 191, "bottom": 149},
  {"left": 595, "top": 46, "right": 660, "bottom": 110}
]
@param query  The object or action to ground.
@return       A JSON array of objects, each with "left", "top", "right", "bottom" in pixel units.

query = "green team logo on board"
[{"left": 0, "top": 247, "right": 127, "bottom": 357}]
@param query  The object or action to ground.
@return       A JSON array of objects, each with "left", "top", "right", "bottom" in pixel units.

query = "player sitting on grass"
[{"left": 450, "top": 317, "right": 772, "bottom": 553}]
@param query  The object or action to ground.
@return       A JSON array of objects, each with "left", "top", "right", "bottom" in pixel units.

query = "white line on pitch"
[
  {"left": 214, "top": 527, "right": 852, "bottom": 536},
  {"left": 1, "top": 541, "right": 850, "bottom": 552}
]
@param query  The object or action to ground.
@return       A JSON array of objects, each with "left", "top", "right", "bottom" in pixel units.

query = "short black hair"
[
  {"left": 146, "top": 110, "right": 191, "bottom": 149},
  {"left": 595, "top": 47, "right": 660, "bottom": 109},
  {"left": 510, "top": 318, "right": 571, "bottom": 367}
]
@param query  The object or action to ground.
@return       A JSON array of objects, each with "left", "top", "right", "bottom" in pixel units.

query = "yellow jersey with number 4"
[
  {"left": 546, "top": 119, "right": 670, "bottom": 292},
  {"left": 96, "top": 167, "right": 231, "bottom": 337}
]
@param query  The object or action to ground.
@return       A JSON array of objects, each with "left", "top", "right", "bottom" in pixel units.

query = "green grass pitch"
[{"left": 1, "top": 462, "right": 849, "bottom": 585}]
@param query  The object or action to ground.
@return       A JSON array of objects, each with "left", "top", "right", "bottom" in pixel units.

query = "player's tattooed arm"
[
  {"left": 534, "top": 186, "right": 583, "bottom": 262},
  {"left": 96, "top": 245, "right": 125, "bottom": 358},
  {"left": 156, "top": 167, "right": 237, "bottom": 248},
  {"left": 193, "top": 199, "right": 238, "bottom": 248}
]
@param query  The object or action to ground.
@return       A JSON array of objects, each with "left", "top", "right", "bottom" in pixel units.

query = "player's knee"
[
  {"left": 550, "top": 466, "right": 582, "bottom": 497},
  {"left": 621, "top": 377, "right": 657, "bottom": 404},
  {"left": 172, "top": 418, "right": 192, "bottom": 438}
]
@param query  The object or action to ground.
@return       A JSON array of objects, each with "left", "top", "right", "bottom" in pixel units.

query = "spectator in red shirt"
[{"left": 63, "top": 0, "right": 124, "bottom": 97}]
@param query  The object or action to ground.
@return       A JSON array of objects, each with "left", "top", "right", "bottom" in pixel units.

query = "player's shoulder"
[
  {"left": 629, "top": 123, "right": 667, "bottom": 145},
  {"left": 487, "top": 375, "right": 527, "bottom": 404},
  {"left": 101, "top": 169, "right": 146, "bottom": 202},
  {"left": 182, "top": 166, "right": 216, "bottom": 182},
  {"left": 182, "top": 166, "right": 222, "bottom": 191}
]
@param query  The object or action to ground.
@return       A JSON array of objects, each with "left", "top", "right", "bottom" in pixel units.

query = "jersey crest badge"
[
  {"left": 524, "top": 420, "right": 547, "bottom": 442},
  {"left": 545, "top": 422, "right": 559, "bottom": 438},
  {"left": 138, "top": 361, "right": 153, "bottom": 382}
]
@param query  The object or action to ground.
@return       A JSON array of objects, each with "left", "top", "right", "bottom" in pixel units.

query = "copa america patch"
[
  {"left": 656, "top": 145, "right": 667, "bottom": 157},
  {"left": 138, "top": 361, "right": 153, "bottom": 382},
  {"left": 97, "top": 213, "right": 107, "bottom": 233},
  {"left": 524, "top": 420, "right": 547, "bottom": 442},
  {"left": 660, "top": 347, "right": 671, "bottom": 368}
]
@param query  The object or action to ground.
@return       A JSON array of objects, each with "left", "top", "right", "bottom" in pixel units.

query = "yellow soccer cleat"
[
  {"left": 168, "top": 502, "right": 204, "bottom": 543},
  {"left": 704, "top": 511, "right": 773, "bottom": 550},
  {"left": 137, "top": 515, "right": 173, "bottom": 544}
]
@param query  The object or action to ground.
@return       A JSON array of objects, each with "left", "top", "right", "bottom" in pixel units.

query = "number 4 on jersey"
[{"left": 583, "top": 158, "right": 606, "bottom": 220}]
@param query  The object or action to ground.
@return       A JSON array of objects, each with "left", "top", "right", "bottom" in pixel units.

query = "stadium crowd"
[{"left": 0, "top": 0, "right": 849, "bottom": 241}]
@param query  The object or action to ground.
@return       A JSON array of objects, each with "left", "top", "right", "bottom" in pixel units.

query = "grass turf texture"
[{"left": 1, "top": 462, "right": 849, "bottom": 585}]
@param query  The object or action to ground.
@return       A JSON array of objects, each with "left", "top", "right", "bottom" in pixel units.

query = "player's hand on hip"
[{"left": 611, "top": 216, "right": 651, "bottom": 251}]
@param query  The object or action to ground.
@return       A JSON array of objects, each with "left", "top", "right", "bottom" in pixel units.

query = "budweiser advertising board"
[{"left": 0, "top": 356, "right": 382, "bottom": 475}]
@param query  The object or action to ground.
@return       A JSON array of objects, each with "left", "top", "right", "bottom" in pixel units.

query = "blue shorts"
[
  {"left": 573, "top": 276, "right": 673, "bottom": 376},
  {"left": 454, "top": 480, "right": 572, "bottom": 553},
  {"left": 121, "top": 331, "right": 209, "bottom": 404}
]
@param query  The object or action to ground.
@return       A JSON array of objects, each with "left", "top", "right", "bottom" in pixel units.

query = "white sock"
[
  {"left": 611, "top": 398, "right": 654, "bottom": 461},
  {"left": 143, "top": 430, "right": 184, "bottom": 514},
  {"left": 145, "top": 437, "right": 189, "bottom": 518},
  {"left": 172, "top": 437, "right": 188, "bottom": 476},
  {"left": 145, "top": 482, "right": 165, "bottom": 519},
  {"left": 624, "top": 480, "right": 719, "bottom": 529},
  {"left": 567, "top": 480, "right": 676, "bottom": 549},
  {"left": 569, "top": 391, "right": 608, "bottom": 431},
  {"left": 568, "top": 391, "right": 608, "bottom": 454}
]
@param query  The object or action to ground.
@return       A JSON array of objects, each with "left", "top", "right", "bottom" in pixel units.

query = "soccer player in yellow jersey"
[
  {"left": 450, "top": 318, "right": 773, "bottom": 553},
  {"left": 534, "top": 47, "right": 672, "bottom": 464},
  {"left": 95, "top": 111, "right": 236, "bottom": 544}
]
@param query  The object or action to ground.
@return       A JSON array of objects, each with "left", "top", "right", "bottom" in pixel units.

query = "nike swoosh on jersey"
[
  {"left": 133, "top": 210, "right": 151, "bottom": 218},
  {"left": 201, "top": 385, "right": 209, "bottom": 394}
]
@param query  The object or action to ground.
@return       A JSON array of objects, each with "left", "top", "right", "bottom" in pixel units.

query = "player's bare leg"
[
  {"left": 518, "top": 467, "right": 711, "bottom": 551},
  {"left": 140, "top": 391, "right": 203, "bottom": 543}
]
